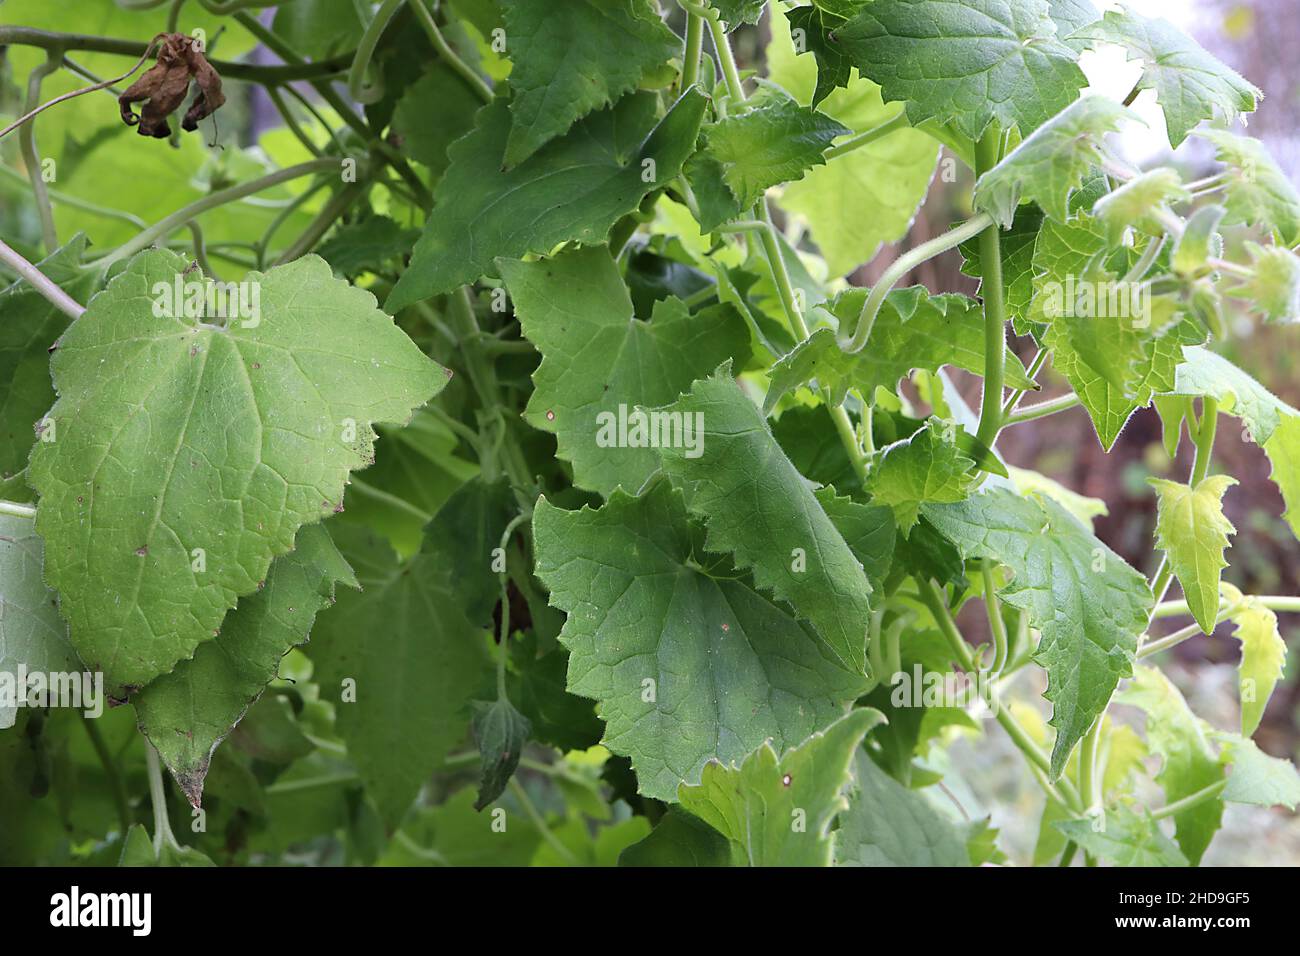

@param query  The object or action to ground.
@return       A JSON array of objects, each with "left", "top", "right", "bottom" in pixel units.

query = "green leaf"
[
  {"left": 387, "top": 89, "right": 707, "bottom": 310},
  {"left": 470, "top": 697, "right": 532, "bottom": 810},
  {"left": 532, "top": 479, "right": 871, "bottom": 802},
  {"left": 618, "top": 806, "right": 733, "bottom": 866},
  {"left": 499, "top": 246, "right": 749, "bottom": 496},
  {"left": 816, "top": 489, "right": 896, "bottom": 590},
  {"left": 309, "top": 523, "right": 491, "bottom": 830},
  {"left": 1006, "top": 464, "right": 1108, "bottom": 529},
  {"left": 698, "top": 96, "right": 850, "bottom": 211},
  {"left": 134, "top": 523, "right": 357, "bottom": 806},
  {"left": 422, "top": 476, "right": 515, "bottom": 625},
  {"left": 1220, "top": 584, "right": 1287, "bottom": 738},
  {"left": 0, "top": 236, "right": 98, "bottom": 497},
  {"left": 508, "top": 634, "right": 604, "bottom": 754},
  {"left": 763, "top": 287, "right": 1033, "bottom": 414},
  {"left": 832, "top": 0, "right": 1089, "bottom": 141},
  {"left": 767, "top": 6, "right": 940, "bottom": 276},
  {"left": 974, "top": 95, "right": 1135, "bottom": 227},
  {"left": 677, "top": 709, "right": 885, "bottom": 866},
  {"left": 1228, "top": 243, "right": 1300, "bottom": 324},
  {"left": 1218, "top": 732, "right": 1300, "bottom": 810},
  {"left": 118, "top": 824, "right": 216, "bottom": 867},
  {"left": 923, "top": 488, "right": 1153, "bottom": 777},
  {"left": 835, "top": 753, "right": 971, "bottom": 865},
  {"left": 28, "top": 251, "right": 446, "bottom": 697},
  {"left": 787, "top": 5, "right": 854, "bottom": 107},
  {"left": 271, "top": 0, "right": 362, "bottom": 60},
  {"left": 1147, "top": 475, "right": 1237, "bottom": 635},
  {"left": 1071, "top": 9, "right": 1259, "bottom": 147},
  {"left": 0, "top": 514, "right": 80, "bottom": 730},
  {"left": 1171, "top": 204, "right": 1226, "bottom": 278},
  {"left": 1199, "top": 130, "right": 1300, "bottom": 246},
  {"left": 1092, "top": 168, "right": 1191, "bottom": 244},
  {"left": 864, "top": 419, "right": 976, "bottom": 535},
  {"left": 652, "top": 367, "right": 875, "bottom": 673},
  {"left": 499, "top": 0, "right": 679, "bottom": 166},
  {"left": 1167, "top": 346, "right": 1300, "bottom": 540},
  {"left": 316, "top": 215, "right": 420, "bottom": 280},
  {"left": 714, "top": 0, "right": 767, "bottom": 27},
  {"left": 1054, "top": 805, "right": 1188, "bottom": 867},
  {"left": 1119, "top": 664, "right": 1224, "bottom": 865},
  {"left": 391, "top": 64, "right": 483, "bottom": 178}
]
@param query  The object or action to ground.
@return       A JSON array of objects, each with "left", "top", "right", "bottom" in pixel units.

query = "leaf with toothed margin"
[
  {"left": 386, "top": 89, "right": 707, "bottom": 310},
  {"left": 470, "top": 696, "right": 532, "bottom": 810},
  {"left": 831, "top": 0, "right": 1089, "bottom": 141},
  {"left": 1228, "top": 243, "right": 1300, "bottom": 324},
  {"left": 134, "top": 523, "right": 357, "bottom": 807},
  {"left": 26, "top": 250, "right": 447, "bottom": 698},
  {"left": 1219, "top": 584, "right": 1287, "bottom": 739},
  {"left": 498, "top": 0, "right": 679, "bottom": 166},
  {"left": 1070, "top": 8, "right": 1259, "bottom": 147},
  {"left": 676, "top": 709, "right": 885, "bottom": 866},
  {"left": 763, "top": 288, "right": 1033, "bottom": 414},
  {"left": 1217, "top": 732, "right": 1300, "bottom": 809},
  {"left": 531, "top": 478, "right": 872, "bottom": 803},
  {"left": 922, "top": 487, "right": 1152, "bottom": 778},
  {"left": 865, "top": 419, "right": 977, "bottom": 535},
  {"left": 1147, "top": 475, "right": 1237, "bottom": 636},
  {"left": 973, "top": 95, "right": 1137, "bottom": 228},
  {"left": 1197, "top": 131, "right": 1300, "bottom": 246},
  {"left": 651, "top": 366, "right": 874, "bottom": 674},
  {"left": 1054, "top": 805, "right": 1188, "bottom": 867},
  {"left": 1165, "top": 346, "right": 1300, "bottom": 542},
  {"left": 498, "top": 245, "right": 750, "bottom": 497}
]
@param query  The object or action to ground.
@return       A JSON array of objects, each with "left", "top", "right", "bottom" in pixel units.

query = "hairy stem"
[
  {"left": 410, "top": 0, "right": 494, "bottom": 103},
  {"left": 973, "top": 129, "right": 1007, "bottom": 451},
  {"left": 0, "top": 238, "right": 85, "bottom": 320}
]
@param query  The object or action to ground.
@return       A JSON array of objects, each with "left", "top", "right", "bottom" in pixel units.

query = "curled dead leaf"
[{"left": 118, "top": 33, "right": 226, "bottom": 139}]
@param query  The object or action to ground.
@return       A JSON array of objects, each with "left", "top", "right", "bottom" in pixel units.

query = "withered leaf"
[{"left": 119, "top": 33, "right": 226, "bottom": 139}]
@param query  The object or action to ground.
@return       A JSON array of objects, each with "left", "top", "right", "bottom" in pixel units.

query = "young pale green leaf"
[
  {"left": 499, "top": 0, "right": 679, "bottom": 166},
  {"left": 831, "top": 0, "right": 1089, "bottom": 141},
  {"left": 470, "top": 697, "right": 532, "bottom": 810},
  {"left": 1054, "top": 805, "right": 1188, "bottom": 867},
  {"left": 134, "top": 523, "right": 357, "bottom": 806},
  {"left": 677, "top": 709, "right": 884, "bottom": 866},
  {"left": 1147, "top": 475, "right": 1237, "bottom": 635},
  {"left": 1217, "top": 732, "right": 1300, "bottom": 810},
  {"left": 865, "top": 419, "right": 976, "bottom": 535},
  {"left": 0, "top": 236, "right": 98, "bottom": 497},
  {"left": 28, "top": 251, "right": 446, "bottom": 697},
  {"left": 923, "top": 488, "right": 1153, "bottom": 777},
  {"left": 386, "top": 89, "right": 707, "bottom": 310},
  {"left": 618, "top": 806, "right": 733, "bottom": 867},
  {"left": 1219, "top": 584, "right": 1287, "bottom": 738},
  {"left": 652, "top": 367, "right": 875, "bottom": 673},
  {"left": 309, "top": 522, "right": 491, "bottom": 830},
  {"left": 974, "top": 95, "right": 1135, "bottom": 227},
  {"left": 1199, "top": 130, "right": 1300, "bottom": 246},
  {"left": 763, "top": 288, "right": 1033, "bottom": 414},
  {"left": 835, "top": 753, "right": 971, "bottom": 866},
  {"left": 1119, "top": 665, "right": 1224, "bottom": 865},
  {"left": 532, "top": 480, "right": 870, "bottom": 802},
  {"left": 1171, "top": 204, "right": 1226, "bottom": 278},
  {"left": 0, "top": 515, "right": 80, "bottom": 730},
  {"left": 699, "top": 96, "right": 850, "bottom": 210},
  {"left": 1168, "top": 346, "right": 1300, "bottom": 540},
  {"left": 499, "top": 246, "right": 749, "bottom": 497},
  {"left": 1071, "top": 9, "right": 1260, "bottom": 147},
  {"left": 1228, "top": 243, "right": 1300, "bottom": 324},
  {"left": 767, "top": 6, "right": 939, "bottom": 276},
  {"left": 1092, "top": 168, "right": 1191, "bottom": 244}
]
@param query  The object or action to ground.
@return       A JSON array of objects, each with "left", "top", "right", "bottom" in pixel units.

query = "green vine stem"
[
  {"left": 1000, "top": 392, "right": 1082, "bottom": 428},
  {"left": 99, "top": 157, "right": 340, "bottom": 266},
  {"left": 496, "top": 513, "right": 529, "bottom": 700},
  {"left": 1151, "top": 779, "right": 1228, "bottom": 820},
  {"left": 972, "top": 128, "right": 1007, "bottom": 451},
  {"left": 145, "top": 741, "right": 181, "bottom": 855},
  {"left": 0, "top": 238, "right": 85, "bottom": 320},
  {"left": 842, "top": 214, "right": 993, "bottom": 354},
  {"left": 410, "top": 0, "right": 494, "bottom": 104},
  {"left": 347, "top": 0, "right": 404, "bottom": 104}
]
